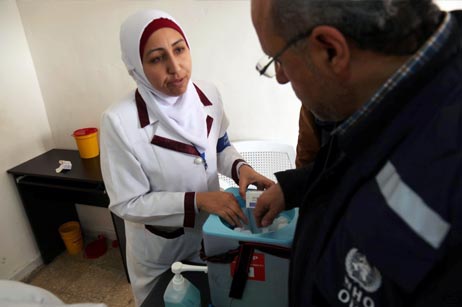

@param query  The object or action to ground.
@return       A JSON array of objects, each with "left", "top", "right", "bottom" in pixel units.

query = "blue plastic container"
[{"left": 202, "top": 188, "right": 298, "bottom": 307}]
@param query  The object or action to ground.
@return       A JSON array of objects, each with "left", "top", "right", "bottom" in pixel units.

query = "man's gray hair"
[{"left": 270, "top": 0, "right": 442, "bottom": 54}]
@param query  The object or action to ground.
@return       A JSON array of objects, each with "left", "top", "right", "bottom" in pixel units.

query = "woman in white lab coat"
[{"left": 100, "top": 10, "right": 273, "bottom": 306}]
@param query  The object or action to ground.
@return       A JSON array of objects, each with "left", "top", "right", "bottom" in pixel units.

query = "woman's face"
[{"left": 141, "top": 27, "right": 192, "bottom": 97}]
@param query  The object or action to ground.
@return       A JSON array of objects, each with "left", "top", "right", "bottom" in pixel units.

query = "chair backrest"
[{"left": 219, "top": 140, "right": 295, "bottom": 189}]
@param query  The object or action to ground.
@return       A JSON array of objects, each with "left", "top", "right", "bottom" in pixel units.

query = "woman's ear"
[{"left": 308, "top": 26, "right": 350, "bottom": 77}]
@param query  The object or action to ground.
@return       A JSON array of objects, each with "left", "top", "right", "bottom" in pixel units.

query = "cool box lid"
[{"left": 202, "top": 188, "right": 298, "bottom": 247}]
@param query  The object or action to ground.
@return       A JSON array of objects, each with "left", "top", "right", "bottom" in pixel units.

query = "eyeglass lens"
[{"left": 256, "top": 56, "right": 276, "bottom": 78}]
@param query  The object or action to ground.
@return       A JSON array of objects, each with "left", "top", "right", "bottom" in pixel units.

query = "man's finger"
[
  {"left": 253, "top": 204, "right": 268, "bottom": 227},
  {"left": 261, "top": 208, "right": 279, "bottom": 227}
]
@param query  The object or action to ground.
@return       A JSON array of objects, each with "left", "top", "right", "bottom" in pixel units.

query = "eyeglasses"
[{"left": 256, "top": 29, "right": 313, "bottom": 78}]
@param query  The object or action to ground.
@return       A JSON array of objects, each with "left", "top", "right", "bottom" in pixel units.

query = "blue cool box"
[
  {"left": 202, "top": 187, "right": 298, "bottom": 307},
  {"left": 203, "top": 188, "right": 298, "bottom": 247}
]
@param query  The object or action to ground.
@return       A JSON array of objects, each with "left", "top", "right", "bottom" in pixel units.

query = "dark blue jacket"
[{"left": 276, "top": 11, "right": 462, "bottom": 307}]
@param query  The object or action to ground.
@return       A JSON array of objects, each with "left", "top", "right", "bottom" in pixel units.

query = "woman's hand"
[
  {"left": 238, "top": 164, "right": 275, "bottom": 199},
  {"left": 196, "top": 191, "right": 248, "bottom": 227},
  {"left": 253, "top": 183, "right": 286, "bottom": 227}
]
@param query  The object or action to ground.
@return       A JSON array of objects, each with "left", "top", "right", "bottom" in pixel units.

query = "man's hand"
[{"left": 253, "top": 183, "right": 285, "bottom": 227}]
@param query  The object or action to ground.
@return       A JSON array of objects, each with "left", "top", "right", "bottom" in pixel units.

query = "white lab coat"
[
  {"left": 100, "top": 81, "right": 243, "bottom": 305},
  {"left": 0, "top": 280, "right": 107, "bottom": 307}
]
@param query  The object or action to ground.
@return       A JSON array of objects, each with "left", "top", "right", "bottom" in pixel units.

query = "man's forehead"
[
  {"left": 251, "top": 0, "right": 271, "bottom": 27},
  {"left": 251, "top": 0, "right": 278, "bottom": 51}
]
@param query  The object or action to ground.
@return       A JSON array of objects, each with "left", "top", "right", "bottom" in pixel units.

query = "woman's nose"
[
  {"left": 167, "top": 56, "right": 181, "bottom": 73},
  {"left": 275, "top": 62, "right": 289, "bottom": 84}
]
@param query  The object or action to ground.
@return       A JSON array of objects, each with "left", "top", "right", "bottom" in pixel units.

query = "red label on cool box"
[{"left": 230, "top": 252, "right": 265, "bottom": 281}]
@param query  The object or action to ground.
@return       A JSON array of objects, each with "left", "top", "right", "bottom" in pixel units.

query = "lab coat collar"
[
  {"left": 135, "top": 83, "right": 213, "bottom": 129},
  {"left": 135, "top": 83, "right": 214, "bottom": 156}
]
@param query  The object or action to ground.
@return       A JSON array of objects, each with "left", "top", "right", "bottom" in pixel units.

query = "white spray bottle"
[{"left": 163, "top": 261, "right": 208, "bottom": 307}]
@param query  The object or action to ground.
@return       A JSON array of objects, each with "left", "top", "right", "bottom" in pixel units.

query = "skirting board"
[
  {"left": 12, "top": 254, "right": 43, "bottom": 282},
  {"left": 11, "top": 228, "right": 117, "bottom": 282}
]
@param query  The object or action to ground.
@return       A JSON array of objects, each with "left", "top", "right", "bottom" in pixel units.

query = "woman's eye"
[
  {"left": 149, "top": 56, "right": 162, "bottom": 64},
  {"left": 174, "top": 47, "right": 185, "bottom": 54}
]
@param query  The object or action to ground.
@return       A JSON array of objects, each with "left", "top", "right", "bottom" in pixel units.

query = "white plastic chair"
[{"left": 219, "top": 140, "right": 295, "bottom": 190}]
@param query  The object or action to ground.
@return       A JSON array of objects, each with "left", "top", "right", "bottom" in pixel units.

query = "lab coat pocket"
[
  {"left": 144, "top": 226, "right": 186, "bottom": 265},
  {"left": 145, "top": 225, "right": 184, "bottom": 239}
]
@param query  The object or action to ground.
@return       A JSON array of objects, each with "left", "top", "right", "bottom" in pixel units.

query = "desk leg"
[
  {"left": 16, "top": 183, "right": 79, "bottom": 264},
  {"left": 111, "top": 213, "right": 130, "bottom": 283}
]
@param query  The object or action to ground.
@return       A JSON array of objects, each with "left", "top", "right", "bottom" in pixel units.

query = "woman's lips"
[{"left": 168, "top": 77, "right": 185, "bottom": 88}]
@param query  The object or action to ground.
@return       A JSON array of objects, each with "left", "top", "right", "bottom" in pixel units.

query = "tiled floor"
[{"left": 24, "top": 245, "right": 135, "bottom": 307}]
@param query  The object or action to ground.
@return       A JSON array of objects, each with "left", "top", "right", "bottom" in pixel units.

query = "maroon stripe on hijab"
[
  {"left": 152, "top": 135, "right": 200, "bottom": 156},
  {"left": 193, "top": 84, "right": 213, "bottom": 106},
  {"left": 135, "top": 90, "right": 150, "bottom": 128},
  {"left": 139, "top": 18, "right": 189, "bottom": 61}
]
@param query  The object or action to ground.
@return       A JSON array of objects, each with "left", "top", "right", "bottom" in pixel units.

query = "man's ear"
[{"left": 308, "top": 26, "right": 350, "bottom": 77}]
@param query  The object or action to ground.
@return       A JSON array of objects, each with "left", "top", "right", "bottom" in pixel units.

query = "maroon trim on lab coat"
[
  {"left": 194, "top": 83, "right": 212, "bottom": 106},
  {"left": 184, "top": 192, "right": 196, "bottom": 228},
  {"left": 151, "top": 135, "right": 200, "bottom": 156},
  {"left": 232, "top": 159, "right": 246, "bottom": 184},
  {"left": 194, "top": 83, "right": 214, "bottom": 136},
  {"left": 145, "top": 225, "right": 184, "bottom": 239},
  {"left": 135, "top": 84, "right": 214, "bottom": 135},
  {"left": 135, "top": 90, "right": 150, "bottom": 128},
  {"left": 206, "top": 116, "right": 213, "bottom": 137}
]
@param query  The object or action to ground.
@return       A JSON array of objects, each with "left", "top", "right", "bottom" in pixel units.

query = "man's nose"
[{"left": 275, "top": 62, "right": 289, "bottom": 84}]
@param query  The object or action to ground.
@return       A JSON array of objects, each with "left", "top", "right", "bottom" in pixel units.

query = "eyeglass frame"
[{"left": 256, "top": 29, "right": 314, "bottom": 77}]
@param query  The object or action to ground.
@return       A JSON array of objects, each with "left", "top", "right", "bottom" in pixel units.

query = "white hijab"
[{"left": 120, "top": 10, "right": 208, "bottom": 152}]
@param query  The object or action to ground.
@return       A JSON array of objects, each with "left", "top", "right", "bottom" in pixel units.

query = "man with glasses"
[{"left": 251, "top": 0, "right": 462, "bottom": 306}]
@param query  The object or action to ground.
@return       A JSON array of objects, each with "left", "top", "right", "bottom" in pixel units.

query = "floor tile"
[
  {"left": 66, "top": 266, "right": 121, "bottom": 301},
  {"left": 25, "top": 246, "right": 134, "bottom": 307},
  {"left": 102, "top": 277, "right": 136, "bottom": 307}
]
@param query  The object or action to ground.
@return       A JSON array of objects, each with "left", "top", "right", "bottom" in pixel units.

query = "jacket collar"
[{"left": 337, "top": 11, "right": 461, "bottom": 174}]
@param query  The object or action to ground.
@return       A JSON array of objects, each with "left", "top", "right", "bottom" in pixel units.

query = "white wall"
[
  {"left": 14, "top": 0, "right": 301, "bottom": 265},
  {"left": 1, "top": 0, "right": 461, "bottom": 280},
  {"left": 16, "top": 0, "right": 300, "bottom": 150},
  {"left": 437, "top": 1, "right": 462, "bottom": 10},
  {"left": 0, "top": 0, "right": 54, "bottom": 280}
]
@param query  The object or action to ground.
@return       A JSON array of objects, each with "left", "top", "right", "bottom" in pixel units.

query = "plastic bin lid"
[
  {"left": 202, "top": 188, "right": 298, "bottom": 247},
  {"left": 73, "top": 127, "right": 98, "bottom": 137}
]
